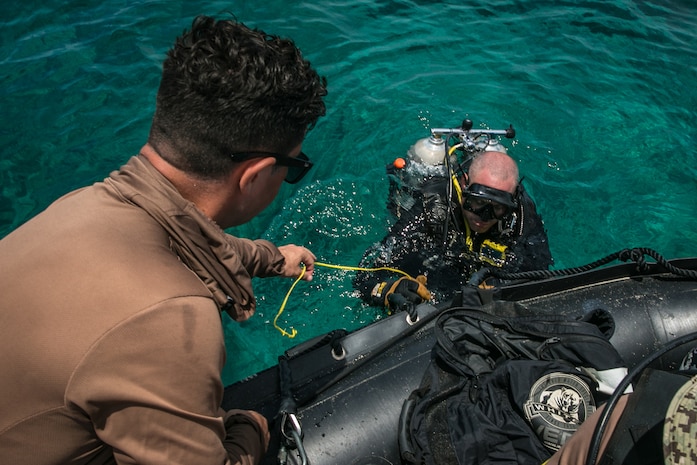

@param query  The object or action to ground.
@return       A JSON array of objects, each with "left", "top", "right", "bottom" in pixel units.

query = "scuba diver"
[{"left": 354, "top": 120, "right": 553, "bottom": 310}]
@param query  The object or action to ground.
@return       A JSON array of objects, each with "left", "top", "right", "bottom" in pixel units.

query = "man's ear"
[
  {"left": 237, "top": 157, "right": 277, "bottom": 193},
  {"left": 461, "top": 172, "right": 469, "bottom": 188}
]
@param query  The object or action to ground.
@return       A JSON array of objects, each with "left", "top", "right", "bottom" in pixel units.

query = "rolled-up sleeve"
[{"left": 225, "top": 236, "right": 285, "bottom": 278}]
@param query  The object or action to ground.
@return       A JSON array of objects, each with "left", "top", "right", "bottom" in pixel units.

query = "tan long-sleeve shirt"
[{"left": 0, "top": 156, "right": 282, "bottom": 464}]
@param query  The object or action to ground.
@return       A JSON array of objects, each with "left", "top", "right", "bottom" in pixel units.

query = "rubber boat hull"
[{"left": 223, "top": 258, "right": 697, "bottom": 465}]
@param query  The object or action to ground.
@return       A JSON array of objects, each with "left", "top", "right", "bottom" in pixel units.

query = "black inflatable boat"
[{"left": 223, "top": 253, "right": 697, "bottom": 465}]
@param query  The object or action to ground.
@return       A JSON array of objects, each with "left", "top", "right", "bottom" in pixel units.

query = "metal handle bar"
[{"left": 430, "top": 127, "right": 515, "bottom": 139}]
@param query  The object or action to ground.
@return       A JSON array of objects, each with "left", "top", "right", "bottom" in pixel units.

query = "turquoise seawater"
[{"left": 2, "top": 1, "right": 696, "bottom": 385}]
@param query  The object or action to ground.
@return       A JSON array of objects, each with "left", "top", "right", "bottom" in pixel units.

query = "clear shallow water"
[{"left": 1, "top": 0, "right": 696, "bottom": 384}]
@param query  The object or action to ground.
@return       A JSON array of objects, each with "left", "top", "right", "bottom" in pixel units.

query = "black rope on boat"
[
  {"left": 468, "top": 247, "right": 697, "bottom": 286},
  {"left": 618, "top": 247, "right": 697, "bottom": 279},
  {"left": 618, "top": 248, "right": 649, "bottom": 272}
]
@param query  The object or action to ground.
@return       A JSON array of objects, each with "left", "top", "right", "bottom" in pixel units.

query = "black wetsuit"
[{"left": 354, "top": 175, "right": 553, "bottom": 304}]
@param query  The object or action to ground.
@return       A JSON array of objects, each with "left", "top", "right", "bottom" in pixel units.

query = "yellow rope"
[
  {"left": 272, "top": 264, "right": 306, "bottom": 338},
  {"left": 315, "top": 261, "right": 413, "bottom": 278},
  {"left": 273, "top": 144, "right": 469, "bottom": 337},
  {"left": 273, "top": 142, "right": 462, "bottom": 337},
  {"left": 272, "top": 261, "right": 414, "bottom": 338}
]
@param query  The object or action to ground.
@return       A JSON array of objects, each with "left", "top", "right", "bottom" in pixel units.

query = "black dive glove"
[{"left": 370, "top": 275, "right": 432, "bottom": 311}]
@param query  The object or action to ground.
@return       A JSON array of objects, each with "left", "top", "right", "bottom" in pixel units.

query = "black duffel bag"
[{"left": 398, "top": 303, "right": 627, "bottom": 465}]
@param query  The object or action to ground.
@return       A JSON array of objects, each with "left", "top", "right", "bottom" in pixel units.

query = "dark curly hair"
[{"left": 148, "top": 15, "right": 327, "bottom": 179}]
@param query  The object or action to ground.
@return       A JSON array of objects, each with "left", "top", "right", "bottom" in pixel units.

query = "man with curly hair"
[{"left": 0, "top": 15, "right": 327, "bottom": 465}]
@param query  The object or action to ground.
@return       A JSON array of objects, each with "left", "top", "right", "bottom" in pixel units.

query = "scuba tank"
[
  {"left": 387, "top": 118, "right": 516, "bottom": 219},
  {"left": 387, "top": 136, "right": 449, "bottom": 217},
  {"left": 409, "top": 134, "right": 447, "bottom": 166}
]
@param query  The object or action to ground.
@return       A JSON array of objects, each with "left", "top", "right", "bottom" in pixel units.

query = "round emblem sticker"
[{"left": 523, "top": 372, "right": 596, "bottom": 452}]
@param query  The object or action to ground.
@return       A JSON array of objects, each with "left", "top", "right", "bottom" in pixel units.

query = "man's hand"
[
  {"left": 277, "top": 245, "right": 316, "bottom": 281},
  {"left": 371, "top": 275, "right": 431, "bottom": 309}
]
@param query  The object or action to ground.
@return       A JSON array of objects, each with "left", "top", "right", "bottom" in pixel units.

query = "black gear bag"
[{"left": 398, "top": 303, "right": 627, "bottom": 465}]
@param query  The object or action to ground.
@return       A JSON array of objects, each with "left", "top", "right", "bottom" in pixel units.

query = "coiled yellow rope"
[{"left": 272, "top": 261, "right": 414, "bottom": 338}]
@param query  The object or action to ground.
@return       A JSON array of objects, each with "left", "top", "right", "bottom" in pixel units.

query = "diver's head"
[{"left": 460, "top": 151, "right": 519, "bottom": 233}]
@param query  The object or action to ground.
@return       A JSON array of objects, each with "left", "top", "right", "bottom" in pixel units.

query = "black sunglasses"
[{"left": 229, "top": 151, "right": 313, "bottom": 184}]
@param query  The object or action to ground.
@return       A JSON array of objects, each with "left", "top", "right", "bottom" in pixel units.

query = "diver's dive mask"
[{"left": 462, "top": 183, "right": 518, "bottom": 221}]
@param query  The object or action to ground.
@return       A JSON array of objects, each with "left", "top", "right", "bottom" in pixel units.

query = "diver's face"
[
  {"left": 461, "top": 172, "right": 517, "bottom": 233},
  {"left": 464, "top": 210, "right": 499, "bottom": 233},
  {"left": 463, "top": 208, "right": 499, "bottom": 233}
]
